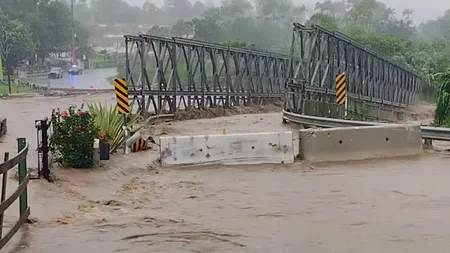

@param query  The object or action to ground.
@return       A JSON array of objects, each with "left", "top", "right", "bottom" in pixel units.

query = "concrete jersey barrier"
[
  {"left": 159, "top": 132, "right": 294, "bottom": 166},
  {"left": 298, "top": 124, "right": 423, "bottom": 163}
]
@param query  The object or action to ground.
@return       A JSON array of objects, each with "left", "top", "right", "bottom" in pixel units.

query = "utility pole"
[{"left": 71, "top": 0, "right": 76, "bottom": 65}]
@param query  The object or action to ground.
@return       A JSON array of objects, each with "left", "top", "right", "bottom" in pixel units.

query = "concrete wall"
[
  {"left": 160, "top": 132, "right": 294, "bottom": 166},
  {"left": 299, "top": 124, "right": 423, "bottom": 163}
]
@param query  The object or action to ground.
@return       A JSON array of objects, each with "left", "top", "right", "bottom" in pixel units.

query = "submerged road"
[
  {"left": 1, "top": 91, "right": 449, "bottom": 252},
  {"left": 23, "top": 68, "right": 117, "bottom": 90},
  {"left": 3, "top": 155, "right": 450, "bottom": 253}
]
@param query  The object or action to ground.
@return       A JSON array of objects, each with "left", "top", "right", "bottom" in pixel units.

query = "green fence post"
[{"left": 17, "top": 138, "right": 27, "bottom": 215}]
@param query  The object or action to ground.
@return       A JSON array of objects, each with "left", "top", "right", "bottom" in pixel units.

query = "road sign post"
[
  {"left": 113, "top": 78, "right": 130, "bottom": 154},
  {"left": 335, "top": 73, "right": 347, "bottom": 117}
]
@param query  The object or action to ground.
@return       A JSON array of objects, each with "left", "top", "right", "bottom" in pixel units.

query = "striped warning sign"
[
  {"left": 113, "top": 78, "right": 129, "bottom": 114},
  {"left": 335, "top": 73, "right": 346, "bottom": 105},
  {"left": 131, "top": 138, "right": 147, "bottom": 152}
]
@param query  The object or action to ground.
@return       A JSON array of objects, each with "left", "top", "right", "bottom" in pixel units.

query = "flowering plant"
[
  {"left": 98, "top": 131, "right": 106, "bottom": 140},
  {"left": 51, "top": 105, "right": 99, "bottom": 168}
]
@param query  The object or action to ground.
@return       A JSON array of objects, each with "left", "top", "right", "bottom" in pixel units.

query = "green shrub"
[
  {"left": 434, "top": 69, "right": 450, "bottom": 127},
  {"left": 86, "top": 102, "right": 141, "bottom": 153},
  {"left": 51, "top": 106, "right": 99, "bottom": 168}
]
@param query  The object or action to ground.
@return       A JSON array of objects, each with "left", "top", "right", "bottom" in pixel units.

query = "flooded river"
[
  {"left": 3, "top": 154, "right": 450, "bottom": 253},
  {"left": 1, "top": 94, "right": 450, "bottom": 252}
]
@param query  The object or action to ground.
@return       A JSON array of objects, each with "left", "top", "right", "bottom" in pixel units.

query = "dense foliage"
[
  {"left": 87, "top": 102, "right": 141, "bottom": 153},
  {"left": 90, "top": 0, "right": 450, "bottom": 101},
  {"left": 146, "top": 0, "right": 450, "bottom": 125},
  {"left": 434, "top": 69, "right": 450, "bottom": 126},
  {"left": 0, "top": 0, "right": 89, "bottom": 72},
  {"left": 4, "top": 0, "right": 450, "bottom": 125},
  {"left": 51, "top": 106, "right": 99, "bottom": 168}
]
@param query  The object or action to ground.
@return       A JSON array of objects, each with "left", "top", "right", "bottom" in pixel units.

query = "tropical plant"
[
  {"left": 433, "top": 69, "right": 450, "bottom": 127},
  {"left": 86, "top": 102, "right": 141, "bottom": 153},
  {"left": 51, "top": 106, "right": 99, "bottom": 168}
]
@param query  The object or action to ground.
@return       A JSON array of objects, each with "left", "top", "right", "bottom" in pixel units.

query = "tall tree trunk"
[{"left": 6, "top": 62, "right": 11, "bottom": 95}]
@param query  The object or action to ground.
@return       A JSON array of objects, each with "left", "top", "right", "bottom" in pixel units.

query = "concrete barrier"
[
  {"left": 160, "top": 132, "right": 294, "bottom": 166},
  {"left": 299, "top": 124, "right": 423, "bottom": 163}
]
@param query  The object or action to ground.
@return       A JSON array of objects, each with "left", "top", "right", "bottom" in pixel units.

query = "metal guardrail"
[
  {"left": 420, "top": 126, "right": 450, "bottom": 141},
  {"left": 144, "top": 114, "right": 174, "bottom": 125},
  {"left": 282, "top": 110, "right": 450, "bottom": 141},
  {"left": 287, "top": 84, "right": 407, "bottom": 108}
]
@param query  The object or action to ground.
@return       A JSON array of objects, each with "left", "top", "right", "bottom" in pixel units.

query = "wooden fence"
[{"left": 0, "top": 138, "right": 30, "bottom": 250}]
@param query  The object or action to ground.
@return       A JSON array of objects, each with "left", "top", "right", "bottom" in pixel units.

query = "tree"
[
  {"left": 164, "top": 0, "right": 193, "bottom": 22},
  {"left": 191, "top": 1, "right": 207, "bottom": 17},
  {"left": 142, "top": 1, "right": 157, "bottom": 12},
  {"left": 308, "top": 13, "right": 340, "bottom": 31},
  {"left": 220, "top": 0, "right": 253, "bottom": 18},
  {"left": 315, "top": 0, "right": 347, "bottom": 21},
  {"left": 191, "top": 16, "right": 224, "bottom": 42},
  {"left": 419, "top": 10, "right": 450, "bottom": 39},
  {"left": 346, "top": 0, "right": 378, "bottom": 29},
  {"left": 93, "top": 0, "right": 142, "bottom": 24},
  {"left": 0, "top": 12, "right": 35, "bottom": 92},
  {"left": 223, "top": 38, "right": 261, "bottom": 50},
  {"left": 74, "top": 0, "right": 94, "bottom": 27},
  {"left": 255, "top": 0, "right": 294, "bottom": 24},
  {"left": 171, "top": 20, "right": 194, "bottom": 37},
  {"left": 0, "top": 0, "right": 90, "bottom": 72},
  {"left": 148, "top": 25, "right": 173, "bottom": 37},
  {"left": 434, "top": 69, "right": 450, "bottom": 126}
]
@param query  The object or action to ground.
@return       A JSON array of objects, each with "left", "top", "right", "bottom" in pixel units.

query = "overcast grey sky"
[{"left": 123, "top": 0, "right": 449, "bottom": 24}]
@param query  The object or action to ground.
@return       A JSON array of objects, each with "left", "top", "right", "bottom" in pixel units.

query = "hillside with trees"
[{"left": 3, "top": 0, "right": 450, "bottom": 125}]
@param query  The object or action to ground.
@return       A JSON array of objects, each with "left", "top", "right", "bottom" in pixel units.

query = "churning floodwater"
[{"left": 3, "top": 154, "right": 450, "bottom": 253}]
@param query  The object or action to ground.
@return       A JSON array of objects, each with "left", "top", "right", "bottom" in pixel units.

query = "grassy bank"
[
  {"left": 0, "top": 81, "right": 34, "bottom": 95},
  {"left": 107, "top": 75, "right": 118, "bottom": 84},
  {"left": 106, "top": 75, "right": 120, "bottom": 85}
]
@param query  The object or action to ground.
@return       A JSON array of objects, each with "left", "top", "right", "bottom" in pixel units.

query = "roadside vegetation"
[
  {"left": 51, "top": 103, "right": 142, "bottom": 168},
  {"left": 104, "top": 0, "right": 450, "bottom": 126},
  {"left": 0, "top": 0, "right": 89, "bottom": 93},
  {"left": 87, "top": 102, "right": 141, "bottom": 153},
  {"left": 0, "top": 81, "right": 34, "bottom": 96},
  {"left": 3, "top": 0, "right": 450, "bottom": 125},
  {"left": 434, "top": 69, "right": 450, "bottom": 127}
]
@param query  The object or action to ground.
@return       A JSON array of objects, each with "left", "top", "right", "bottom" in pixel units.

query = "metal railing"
[
  {"left": 0, "top": 138, "right": 30, "bottom": 250},
  {"left": 35, "top": 118, "right": 52, "bottom": 181},
  {"left": 282, "top": 111, "right": 450, "bottom": 141},
  {"left": 0, "top": 119, "right": 6, "bottom": 140}
]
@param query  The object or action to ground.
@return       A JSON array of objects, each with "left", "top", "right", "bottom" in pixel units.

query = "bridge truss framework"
[
  {"left": 286, "top": 23, "right": 419, "bottom": 114},
  {"left": 124, "top": 35, "right": 291, "bottom": 117},
  {"left": 124, "top": 24, "right": 420, "bottom": 117}
]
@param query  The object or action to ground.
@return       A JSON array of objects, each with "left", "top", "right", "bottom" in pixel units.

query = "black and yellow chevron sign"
[
  {"left": 113, "top": 78, "right": 130, "bottom": 114},
  {"left": 131, "top": 138, "right": 147, "bottom": 152},
  {"left": 335, "top": 73, "right": 346, "bottom": 105}
]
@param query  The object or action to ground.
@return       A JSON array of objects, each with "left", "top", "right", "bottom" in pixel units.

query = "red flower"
[
  {"left": 98, "top": 132, "right": 106, "bottom": 139},
  {"left": 60, "top": 110, "right": 68, "bottom": 117},
  {"left": 77, "top": 109, "right": 84, "bottom": 115}
]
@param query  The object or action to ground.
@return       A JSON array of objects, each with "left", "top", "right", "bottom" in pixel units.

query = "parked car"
[
  {"left": 68, "top": 65, "right": 83, "bottom": 75},
  {"left": 48, "top": 67, "right": 63, "bottom": 79}
]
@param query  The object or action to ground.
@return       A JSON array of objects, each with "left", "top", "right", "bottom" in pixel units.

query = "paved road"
[{"left": 23, "top": 68, "right": 117, "bottom": 90}]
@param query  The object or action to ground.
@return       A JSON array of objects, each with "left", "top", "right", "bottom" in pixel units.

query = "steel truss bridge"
[{"left": 124, "top": 23, "right": 420, "bottom": 118}]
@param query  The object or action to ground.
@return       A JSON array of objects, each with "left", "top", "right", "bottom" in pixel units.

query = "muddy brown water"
[
  {"left": 1, "top": 95, "right": 450, "bottom": 252},
  {"left": 3, "top": 155, "right": 450, "bottom": 253}
]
